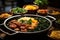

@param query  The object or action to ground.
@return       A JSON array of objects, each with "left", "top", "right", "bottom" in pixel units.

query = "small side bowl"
[
  {"left": 37, "top": 9, "right": 48, "bottom": 16},
  {"left": 0, "top": 12, "right": 13, "bottom": 25},
  {"left": 48, "top": 9, "right": 60, "bottom": 16},
  {"left": 0, "top": 12, "right": 13, "bottom": 19},
  {"left": 10, "top": 8, "right": 28, "bottom": 15},
  {"left": 23, "top": 5, "right": 39, "bottom": 14}
]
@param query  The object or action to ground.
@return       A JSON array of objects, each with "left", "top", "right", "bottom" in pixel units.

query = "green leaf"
[
  {"left": 27, "top": 19, "right": 32, "bottom": 24},
  {"left": 20, "top": 20, "right": 25, "bottom": 23}
]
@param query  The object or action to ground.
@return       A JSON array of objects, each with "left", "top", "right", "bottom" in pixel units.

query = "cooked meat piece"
[
  {"left": 21, "top": 24, "right": 26, "bottom": 26},
  {"left": 21, "top": 29, "right": 27, "bottom": 32},
  {"left": 9, "top": 20, "right": 21, "bottom": 27},
  {"left": 9, "top": 20, "right": 17, "bottom": 24},
  {"left": 25, "top": 24, "right": 31, "bottom": 27},
  {"left": 10, "top": 20, "right": 17, "bottom": 23},
  {"left": 28, "top": 26, "right": 35, "bottom": 30},
  {"left": 20, "top": 26, "right": 26, "bottom": 29},
  {"left": 12, "top": 21, "right": 21, "bottom": 27},
  {"left": 9, "top": 24, "right": 17, "bottom": 29},
  {"left": 14, "top": 28, "right": 20, "bottom": 31}
]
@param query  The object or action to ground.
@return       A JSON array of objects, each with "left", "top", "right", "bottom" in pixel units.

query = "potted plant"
[{"left": 33, "top": 0, "right": 48, "bottom": 9}]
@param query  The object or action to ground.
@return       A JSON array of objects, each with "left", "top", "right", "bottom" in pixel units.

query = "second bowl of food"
[
  {"left": 10, "top": 7, "right": 28, "bottom": 15},
  {"left": 0, "top": 12, "right": 12, "bottom": 25},
  {"left": 37, "top": 9, "right": 48, "bottom": 16},
  {"left": 23, "top": 5, "right": 39, "bottom": 14}
]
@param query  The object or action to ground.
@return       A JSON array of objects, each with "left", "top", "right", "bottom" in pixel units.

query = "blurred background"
[{"left": 0, "top": 0, "right": 60, "bottom": 12}]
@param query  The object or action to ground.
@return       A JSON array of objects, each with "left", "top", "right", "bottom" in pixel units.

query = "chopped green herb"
[
  {"left": 20, "top": 20, "right": 25, "bottom": 23},
  {"left": 27, "top": 19, "right": 32, "bottom": 24}
]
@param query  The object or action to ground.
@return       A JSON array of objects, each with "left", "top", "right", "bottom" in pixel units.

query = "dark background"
[
  {"left": 0, "top": 0, "right": 60, "bottom": 12},
  {"left": 48, "top": 0, "right": 60, "bottom": 8}
]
